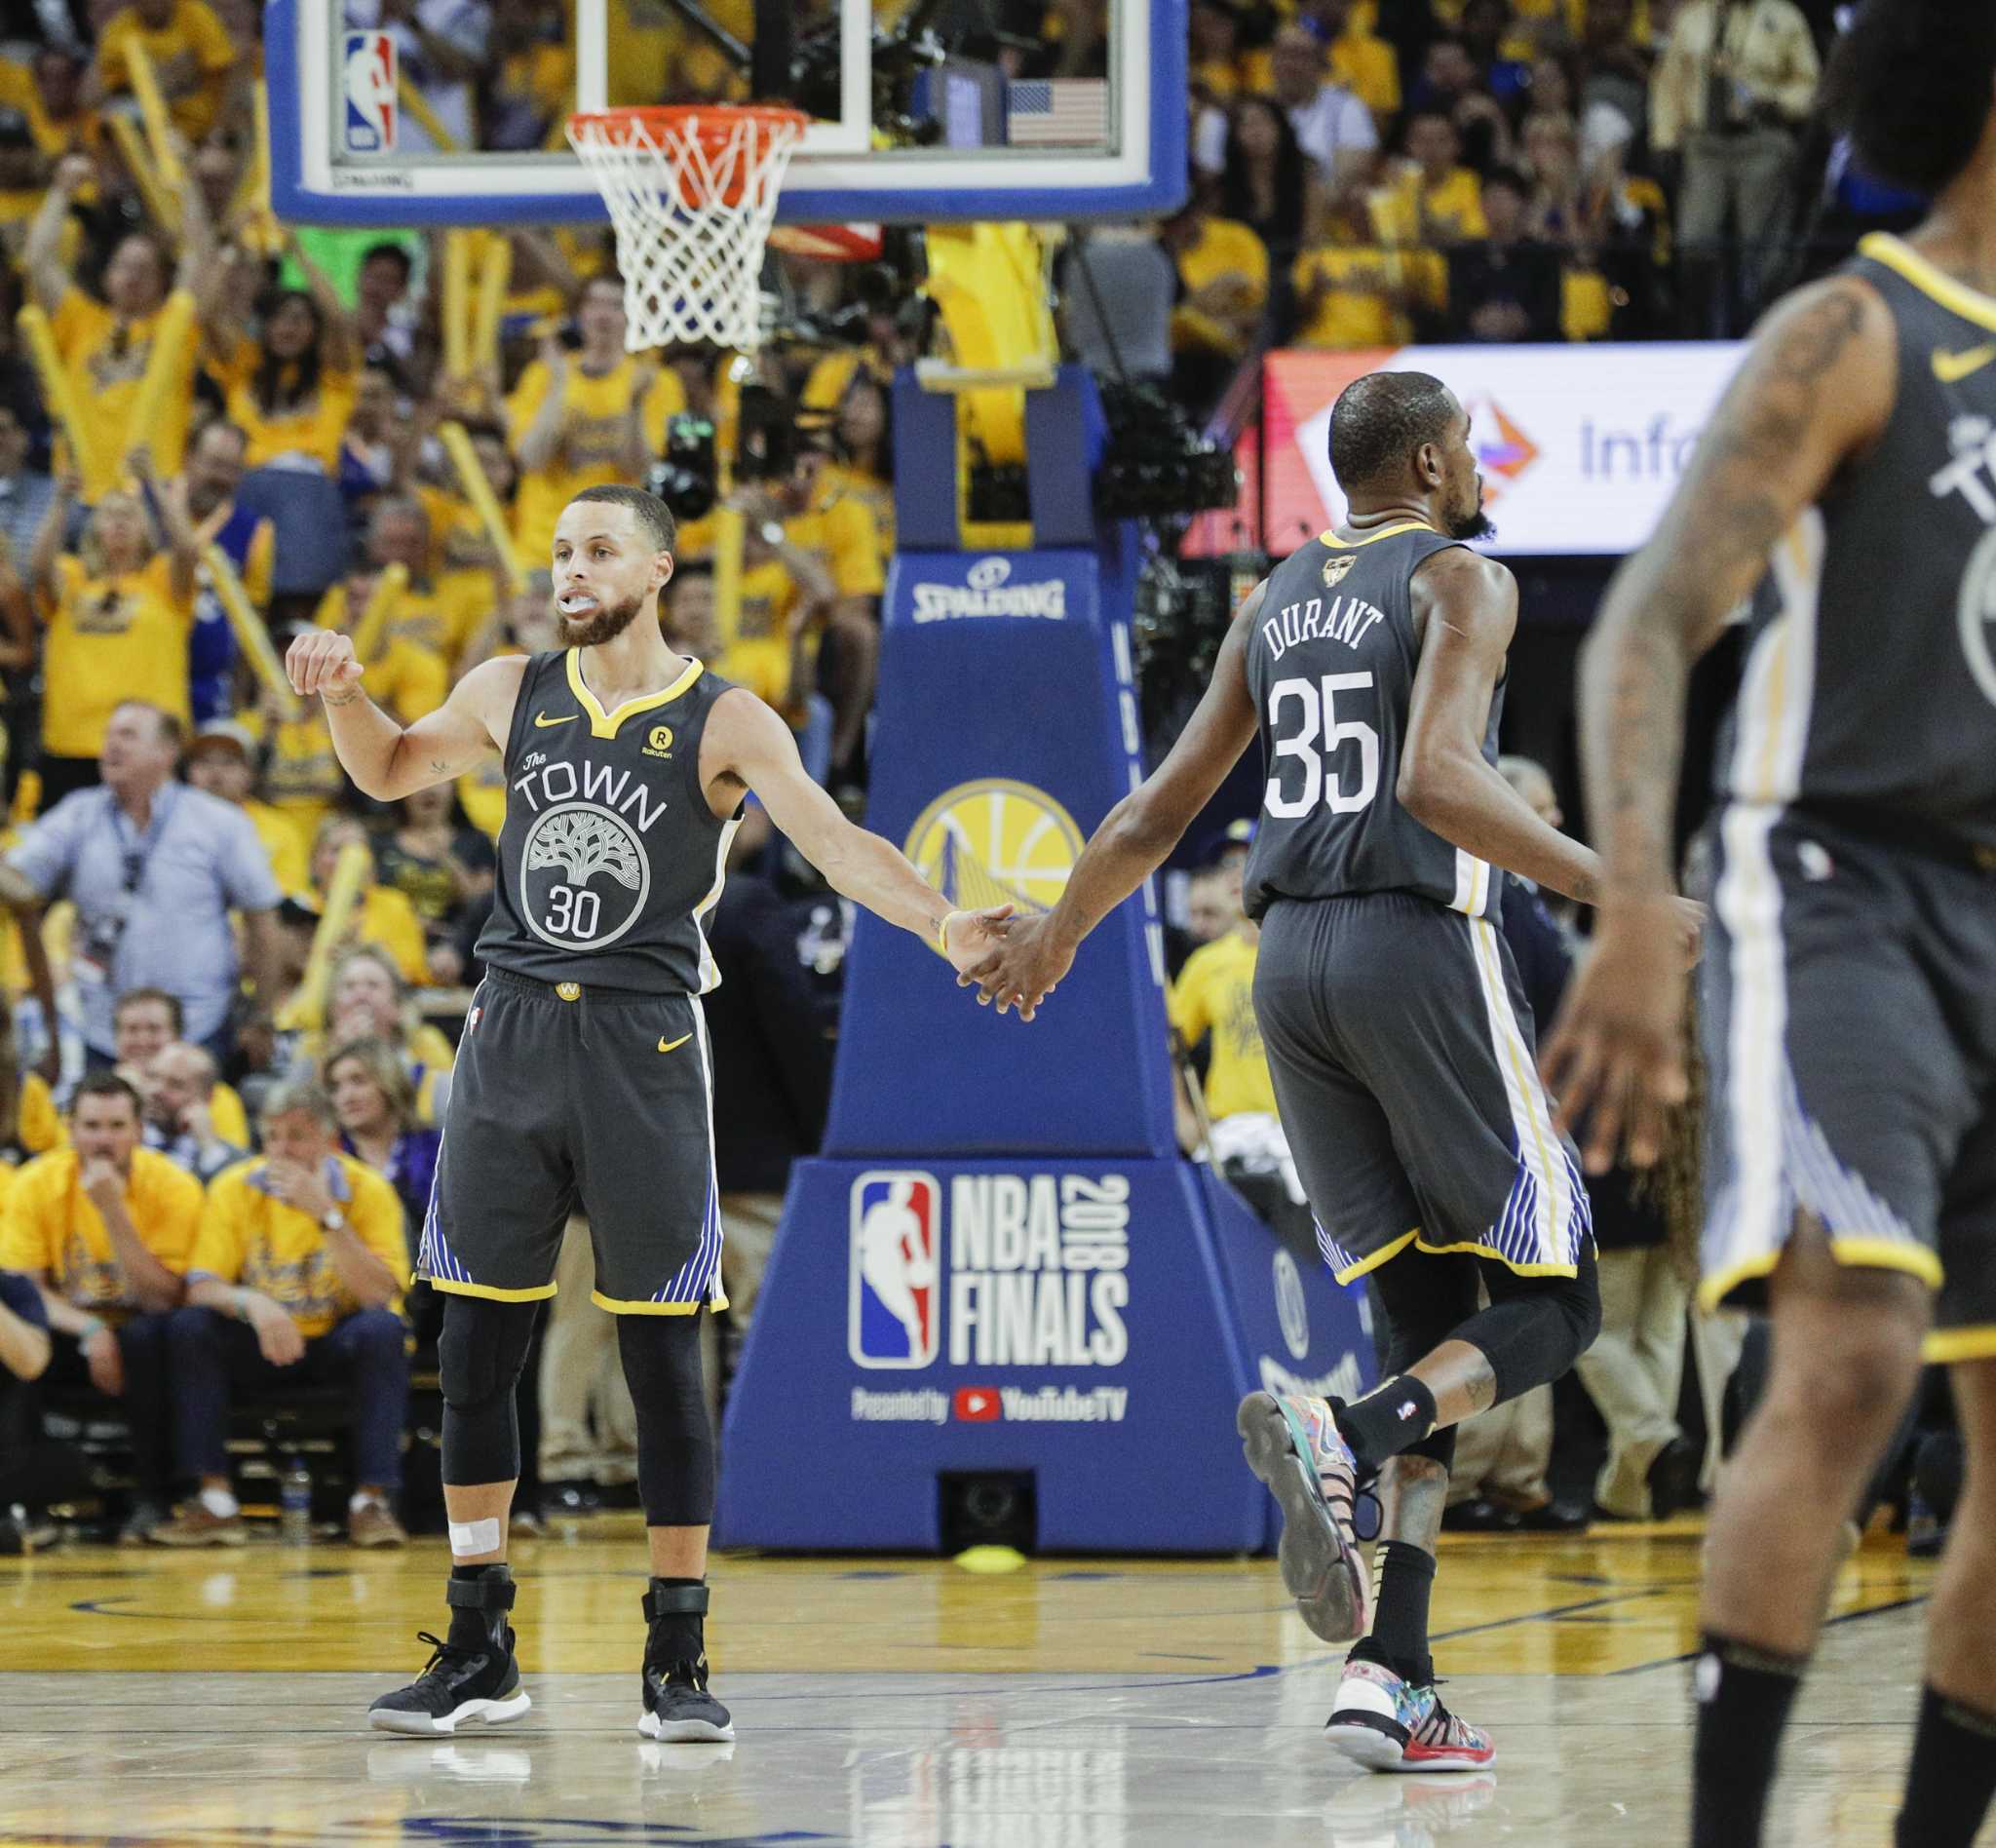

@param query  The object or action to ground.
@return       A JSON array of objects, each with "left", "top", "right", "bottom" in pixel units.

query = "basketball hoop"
[{"left": 566, "top": 105, "right": 809, "bottom": 352}]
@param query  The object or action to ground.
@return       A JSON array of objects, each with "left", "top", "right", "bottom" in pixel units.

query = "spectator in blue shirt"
[{"left": 6, "top": 702, "right": 285, "bottom": 1071}]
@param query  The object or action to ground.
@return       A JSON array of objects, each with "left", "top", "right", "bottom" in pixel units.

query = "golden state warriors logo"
[{"left": 903, "top": 780, "right": 1083, "bottom": 952}]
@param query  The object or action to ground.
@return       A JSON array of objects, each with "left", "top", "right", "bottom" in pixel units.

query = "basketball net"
[{"left": 566, "top": 105, "right": 809, "bottom": 352}]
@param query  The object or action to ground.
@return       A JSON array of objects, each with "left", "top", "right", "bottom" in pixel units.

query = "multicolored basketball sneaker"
[
  {"left": 1237, "top": 1392, "right": 1370, "bottom": 1642},
  {"left": 1324, "top": 1658, "right": 1495, "bottom": 1773}
]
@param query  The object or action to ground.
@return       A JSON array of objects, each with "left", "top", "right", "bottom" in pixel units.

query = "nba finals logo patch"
[
  {"left": 850, "top": 1172, "right": 940, "bottom": 1368},
  {"left": 902, "top": 780, "right": 1084, "bottom": 953},
  {"left": 1323, "top": 554, "right": 1357, "bottom": 589},
  {"left": 343, "top": 32, "right": 397, "bottom": 154}
]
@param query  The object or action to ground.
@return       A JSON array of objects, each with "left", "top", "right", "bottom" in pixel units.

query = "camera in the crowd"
[{"left": 1094, "top": 383, "right": 1242, "bottom": 520}]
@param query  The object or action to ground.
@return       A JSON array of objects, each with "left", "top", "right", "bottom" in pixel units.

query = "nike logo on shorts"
[
  {"left": 658, "top": 1033, "right": 692, "bottom": 1054},
  {"left": 534, "top": 710, "right": 578, "bottom": 728},
  {"left": 1933, "top": 342, "right": 1996, "bottom": 384}
]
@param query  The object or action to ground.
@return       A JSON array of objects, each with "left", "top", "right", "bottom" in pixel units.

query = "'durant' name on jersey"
[{"left": 1261, "top": 592, "right": 1389, "bottom": 664}]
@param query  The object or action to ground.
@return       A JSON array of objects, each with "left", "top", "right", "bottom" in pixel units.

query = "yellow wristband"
[{"left": 936, "top": 910, "right": 957, "bottom": 954}]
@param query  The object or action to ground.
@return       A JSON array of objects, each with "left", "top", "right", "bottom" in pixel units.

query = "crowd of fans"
[{"left": 0, "top": 0, "right": 1955, "bottom": 1553}]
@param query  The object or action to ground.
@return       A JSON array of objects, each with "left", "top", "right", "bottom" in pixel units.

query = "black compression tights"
[{"left": 440, "top": 1295, "right": 715, "bottom": 1528}]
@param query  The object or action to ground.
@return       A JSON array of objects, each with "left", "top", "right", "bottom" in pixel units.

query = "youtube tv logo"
[{"left": 953, "top": 1385, "right": 1001, "bottom": 1423}]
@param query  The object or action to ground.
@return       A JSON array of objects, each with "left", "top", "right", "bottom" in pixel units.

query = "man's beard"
[
  {"left": 559, "top": 593, "right": 647, "bottom": 648},
  {"left": 1446, "top": 492, "right": 1495, "bottom": 542}
]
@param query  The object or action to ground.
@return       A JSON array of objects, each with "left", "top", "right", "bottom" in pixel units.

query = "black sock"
[
  {"left": 1350, "top": 1541, "right": 1436, "bottom": 1687},
  {"left": 1691, "top": 1632, "right": 1808, "bottom": 1848},
  {"left": 1335, "top": 1376, "right": 1439, "bottom": 1480},
  {"left": 1898, "top": 1685, "right": 1996, "bottom": 1848}
]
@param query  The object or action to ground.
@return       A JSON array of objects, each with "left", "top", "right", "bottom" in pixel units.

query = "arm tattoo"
[
  {"left": 429, "top": 758, "right": 451, "bottom": 776},
  {"left": 1583, "top": 286, "right": 1869, "bottom": 897}
]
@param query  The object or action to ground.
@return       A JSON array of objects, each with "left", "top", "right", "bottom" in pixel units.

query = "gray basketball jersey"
[
  {"left": 1716, "top": 233, "right": 1996, "bottom": 846},
  {"left": 1242, "top": 522, "right": 1504, "bottom": 921},
  {"left": 479, "top": 649, "right": 741, "bottom": 993}
]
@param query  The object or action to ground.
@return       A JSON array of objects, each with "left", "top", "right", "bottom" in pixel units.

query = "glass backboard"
[{"left": 268, "top": 0, "right": 1186, "bottom": 228}]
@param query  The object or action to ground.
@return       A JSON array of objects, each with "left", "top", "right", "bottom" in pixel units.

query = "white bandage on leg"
[{"left": 448, "top": 1518, "right": 503, "bottom": 1558}]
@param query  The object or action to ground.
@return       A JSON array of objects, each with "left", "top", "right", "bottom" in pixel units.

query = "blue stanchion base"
[{"left": 715, "top": 1157, "right": 1376, "bottom": 1554}]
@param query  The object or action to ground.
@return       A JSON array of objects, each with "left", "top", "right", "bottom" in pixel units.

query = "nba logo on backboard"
[
  {"left": 343, "top": 32, "right": 397, "bottom": 154},
  {"left": 850, "top": 1172, "right": 940, "bottom": 1368}
]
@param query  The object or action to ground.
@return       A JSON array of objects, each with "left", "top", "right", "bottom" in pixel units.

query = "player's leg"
[
  {"left": 580, "top": 990, "right": 734, "bottom": 1742},
  {"left": 1321, "top": 1248, "right": 1496, "bottom": 1772},
  {"left": 1898, "top": 1357, "right": 1996, "bottom": 1846},
  {"left": 1689, "top": 818, "right": 1968, "bottom": 1845},
  {"left": 1691, "top": 1230, "right": 1928, "bottom": 1843},
  {"left": 617, "top": 1312, "right": 732, "bottom": 1742},
  {"left": 1899, "top": 1137, "right": 1996, "bottom": 1848},
  {"left": 369, "top": 977, "right": 573, "bottom": 1734}
]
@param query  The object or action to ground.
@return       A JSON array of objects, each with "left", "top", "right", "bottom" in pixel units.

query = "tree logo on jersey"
[
  {"left": 519, "top": 800, "right": 652, "bottom": 950},
  {"left": 1322, "top": 553, "right": 1357, "bottom": 589},
  {"left": 902, "top": 780, "right": 1084, "bottom": 954},
  {"left": 1959, "top": 524, "right": 1996, "bottom": 709}
]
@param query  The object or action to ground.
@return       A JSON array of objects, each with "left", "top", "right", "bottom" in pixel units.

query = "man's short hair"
[
  {"left": 567, "top": 485, "right": 677, "bottom": 557},
  {"left": 114, "top": 986, "right": 184, "bottom": 1033},
  {"left": 71, "top": 1070, "right": 141, "bottom": 1120},
  {"left": 1328, "top": 371, "right": 1460, "bottom": 496},
  {"left": 259, "top": 1079, "right": 338, "bottom": 1133},
  {"left": 110, "top": 700, "right": 183, "bottom": 754},
  {"left": 1828, "top": 0, "right": 1996, "bottom": 195},
  {"left": 360, "top": 241, "right": 413, "bottom": 282}
]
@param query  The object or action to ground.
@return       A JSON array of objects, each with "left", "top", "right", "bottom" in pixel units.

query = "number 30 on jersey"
[{"left": 1265, "top": 673, "right": 1380, "bottom": 817}]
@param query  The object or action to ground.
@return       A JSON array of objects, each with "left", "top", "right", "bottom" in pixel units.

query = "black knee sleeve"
[
  {"left": 1466, "top": 1241, "right": 1602, "bottom": 1405},
  {"left": 617, "top": 1313, "right": 714, "bottom": 1528},
  {"left": 440, "top": 1293, "right": 539, "bottom": 1486}
]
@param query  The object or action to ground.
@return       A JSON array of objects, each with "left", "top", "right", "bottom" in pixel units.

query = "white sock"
[
  {"left": 199, "top": 1485, "right": 239, "bottom": 1519},
  {"left": 349, "top": 1489, "right": 385, "bottom": 1513}
]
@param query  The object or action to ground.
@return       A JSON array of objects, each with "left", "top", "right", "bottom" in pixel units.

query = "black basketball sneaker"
[
  {"left": 369, "top": 1565, "right": 533, "bottom": 1736},
  {"left": 638, "top": 1580, "right": 735, "bottom": 1742}
]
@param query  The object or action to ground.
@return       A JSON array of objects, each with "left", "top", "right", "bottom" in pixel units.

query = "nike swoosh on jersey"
[
  {"left": 658, "top": 1033, "right": 692, "bottom": 1054},
  {"left": 1933, "top": 343, "right": 1996, "bottom": 384},
  {"left": 534, "top": 710, "right": 578, "bottom": 728}
]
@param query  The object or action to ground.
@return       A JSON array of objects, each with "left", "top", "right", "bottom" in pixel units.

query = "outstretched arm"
[
  {"left": 704, "top": 689, "right": 1009, "bottom": 971},
  {"left": 286, "top": 628, "right": 518, "bottom": 801},
  {"left": 966, "top": 583, "right": 1267, "bottom": 1020},
  {"left": 1542, "top": 273, "right": 1896, "bottom": 1170}
]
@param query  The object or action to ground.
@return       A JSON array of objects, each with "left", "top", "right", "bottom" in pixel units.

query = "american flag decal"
[{"left": 1006, "top": 80, "right": 1110, "bottom": 147}]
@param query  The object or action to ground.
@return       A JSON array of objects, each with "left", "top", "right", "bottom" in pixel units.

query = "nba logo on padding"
[
  {"left": 342, "top": 32, "right": 397, "bottom": 153},
  {"left": 850, "top": 1172, "right": 940, "bottom": 1368}
]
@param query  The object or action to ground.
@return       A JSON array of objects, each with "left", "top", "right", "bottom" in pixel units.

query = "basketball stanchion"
[{"left": 716, "top": 357, "right": 1377, "bottom": 1554}]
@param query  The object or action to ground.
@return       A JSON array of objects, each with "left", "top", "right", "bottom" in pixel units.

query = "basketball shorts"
[
  {"left": 1253, "top": 891, "right": 1591, "bottom": 1286},
  {"left": 419, "top": 968, "right": 727, "bottom": 1315},
  {"left": 1700, "top": 806, "right": 1996, "bottom": 1360}
]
